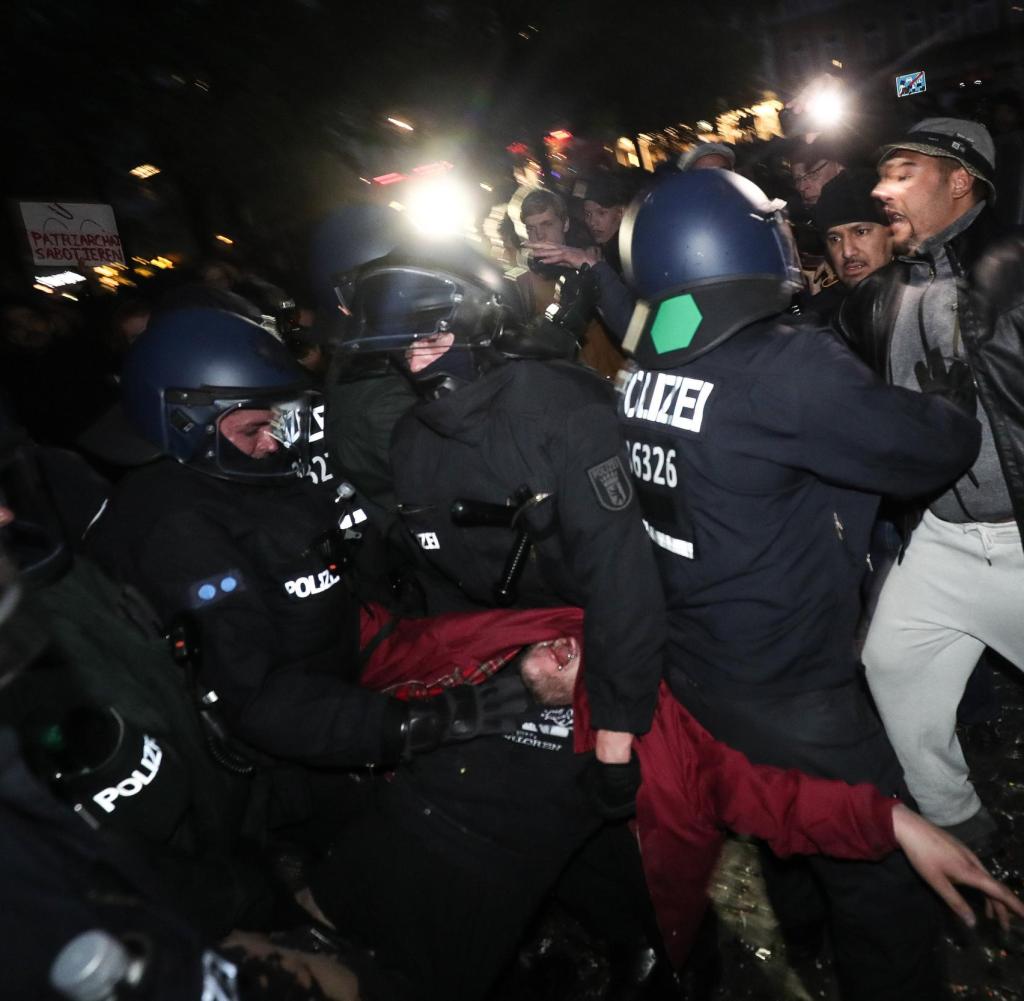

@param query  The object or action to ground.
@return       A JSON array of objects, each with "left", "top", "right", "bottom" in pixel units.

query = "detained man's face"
[
  {"left": 583, "top": 201, "right": 625, "bottom": 245},
  {"left": 523, "top": 209, "right": 568, "bottom": 245},
  {"left": 218, "top": 409, "right": 279, "bottom": 459},
  {"left": 519, "top": 637, "right": 580, "bottom": 705},
  {"left": 824, "top": 221, "right": 894, "bottom": 287},
  {"left": 872, "top": 151, "right": 971, "bottom": 253},
  {"left": 792, "top": 159, "right": 843, "bottom": 207}
]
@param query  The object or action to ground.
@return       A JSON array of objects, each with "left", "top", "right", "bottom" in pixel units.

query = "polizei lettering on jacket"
[
  {"left": 92, "top": 735, "right": 163, "bottom": 813},
  {"left": 283, "top": 568, "right": 341, "bottom": 598},
  {"left": 622, "top": 369, "right": 714, "bottom": 433}
]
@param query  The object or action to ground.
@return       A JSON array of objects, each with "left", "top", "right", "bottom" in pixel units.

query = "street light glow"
[
  {"left": 130, "top": 163, "right": 161, "bottom": 179},
  {"left": 387, "top": 116, "right": 414, "bottom": 131},
  {"left": 405, "top": 177, "right": 474, "bottom": 237},
  {"left": 806, "top": 89, "right": 844, "bottom": 127},
  {"left": 34, "top": 271, "right": 87, "bottom": 289}
]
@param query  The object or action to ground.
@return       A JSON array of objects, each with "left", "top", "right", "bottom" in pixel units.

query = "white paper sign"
[{"left": 19, "top": 201, "right": 125, "bottom": 267}]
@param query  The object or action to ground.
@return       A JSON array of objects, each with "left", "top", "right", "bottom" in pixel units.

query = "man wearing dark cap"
[
  {"left": 838, "top": 118, "right": 1024, "bottom": 853},
  {"left": 800, "top": 169, "right": 894, "bottom": 322},
  {"left": 816, "top": 168, "right": 894, "bottom": 289}
]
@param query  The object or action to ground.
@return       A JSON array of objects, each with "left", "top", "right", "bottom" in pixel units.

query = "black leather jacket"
[{"left": 835, "top": 207, "right": 1024, "bottom": 547}]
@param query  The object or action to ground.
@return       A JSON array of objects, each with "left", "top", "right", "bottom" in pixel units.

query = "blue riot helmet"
[
  {"left": 341, "top": 238, "right": 572, "bottom": 397},
  {"left": 310, "top": 202, "right": 413, "bottom": 317},
  {"left": 621, "top": 170, "right": 804, "bottom": 369},
  {"left": 312, "top": 203, "right": 416, "bottom": 384},
  {"left": 120, "top": 308, "right": 315, "bottom": 484}
]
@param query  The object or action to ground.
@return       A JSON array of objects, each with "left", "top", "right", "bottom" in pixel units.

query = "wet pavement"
[{"left": 501, "top": 660, "right": 1024, "bottom": 999}]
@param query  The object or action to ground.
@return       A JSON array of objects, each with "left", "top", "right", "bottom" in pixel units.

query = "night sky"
[
  {"left": 0, "top": 0, "right": 772, "bottom": 292},
  {"left": 3, "top": 1, "right": 761, "bottom": 200}
]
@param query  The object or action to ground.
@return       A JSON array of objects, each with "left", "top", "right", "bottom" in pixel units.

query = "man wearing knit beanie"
[{"left": 814, "top": 168, "right": 893, "bottom": 289}]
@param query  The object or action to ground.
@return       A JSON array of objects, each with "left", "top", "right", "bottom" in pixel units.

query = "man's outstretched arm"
[{"left": 892, "top": 802, "right": 1024, "bottom": 932}]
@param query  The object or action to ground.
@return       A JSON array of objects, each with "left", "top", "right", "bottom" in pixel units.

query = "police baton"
[{"left": 450, "top": 485, "right": 552, "bottom": 607}]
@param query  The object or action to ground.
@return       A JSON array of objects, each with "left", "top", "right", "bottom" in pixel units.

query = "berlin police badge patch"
[{"left": 587, "top": 456, "right": 634, "bottom": 511}]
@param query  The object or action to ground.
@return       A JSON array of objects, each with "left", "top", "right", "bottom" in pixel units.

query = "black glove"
[
  {"left": 548, "top": 266, "right": 600, "bottom": 337},
  {"left": 500, "top": 316, "right": 579, "bottom": 361},
  {"left": 580, "top": 753, "right": 642, "bottom": 819},
  {"left": 399, "top": 670, "right": 532, "bottom": 758},
  {"left": 914, "top": 347, "right": 977, "bottom": 416}
]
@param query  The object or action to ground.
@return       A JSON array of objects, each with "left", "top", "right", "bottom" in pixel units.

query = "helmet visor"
[
  {"left": 341, "top": 267, "right": 490, "bottom": 355},
  {"left": 768, "top": 206, "right": 806, "bottom": 296},
  {"left": 184, "top": 391, "right": 318, "bottom": 482}
]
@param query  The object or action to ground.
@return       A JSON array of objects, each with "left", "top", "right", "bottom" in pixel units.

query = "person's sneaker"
[{"left": 940, "top": 806, "right": 1001, "bottom": 856}]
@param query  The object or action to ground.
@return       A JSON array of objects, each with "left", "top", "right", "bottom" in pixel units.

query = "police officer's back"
[
  {"left": 320, "top": 239, "right": 668, "bottom": 999},
  {"left": 344, "top": 241, "right": 665, "bottom": 743},
  {"left": 619, "top": 171, "right": 979, "bottom": 706},
  {"left": 616, "top": 170, "right": 981, "bottom": 1001}
]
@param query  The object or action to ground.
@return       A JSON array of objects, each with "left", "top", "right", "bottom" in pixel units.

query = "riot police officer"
[
  {"left": 87, "top": 307, "right": 527, "bottom": 785},
  {"left": 311, "top": 201, "right": 419, "bottom": 511},
  {"left": 344, "top": 239, "right": 665, "bottom": 776},
  {"left": 334, "top": 239, "right": 669, "bottom": 995},
  {"left": 617, "top": 169, "right": 982, "bottom": 1001},
  {"left": 0, "top": 466, "right": 372, "bottom": 1001}
]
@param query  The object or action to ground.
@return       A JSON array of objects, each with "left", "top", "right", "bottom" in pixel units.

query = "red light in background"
[
  {"left": 412, "top": 160, "right": 454, "bottom": 176},
  {"left": 506, "top": 142, "right": 529, "bottom": 155},
  {"left": 546, "top": 129, "right": 572, "bottom": 142},
  {"left": 372, "top": 172, "right": 405, "bottom": 185}
]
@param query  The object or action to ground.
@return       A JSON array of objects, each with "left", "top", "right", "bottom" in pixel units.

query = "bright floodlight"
[
  {"left": 405, "top": 178, "right": 474, "bottom": 237},
  {"left": 806, "top": 89, "right": 844, "bottom": 127}
]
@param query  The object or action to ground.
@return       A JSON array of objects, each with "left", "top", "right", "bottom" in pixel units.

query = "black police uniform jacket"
[
  {"left": 0, "top": 728, "right": 208, "bottom": 1001},
  {"left": 391, "top": 359, "right": 664, "bottom": 735},
  {"left": 87, "top": 460, "right": 392, "bottom": 767},
  {"left": 618, "top": 318, "right": 981, "bottom": 700}
]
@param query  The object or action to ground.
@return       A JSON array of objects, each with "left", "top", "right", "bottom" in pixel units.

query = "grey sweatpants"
[{"left": 864, "top": 511, "right": 1024, "bottom": 826}]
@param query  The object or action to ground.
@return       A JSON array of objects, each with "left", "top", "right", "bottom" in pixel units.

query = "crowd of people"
[{"left": 1, "top": 104, "right": 1024, "bottom": 1001}]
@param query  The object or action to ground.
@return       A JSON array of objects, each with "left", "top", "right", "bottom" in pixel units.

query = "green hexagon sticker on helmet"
[{"left": 650, "top": 294, "right": 703, "bottom": 354}]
